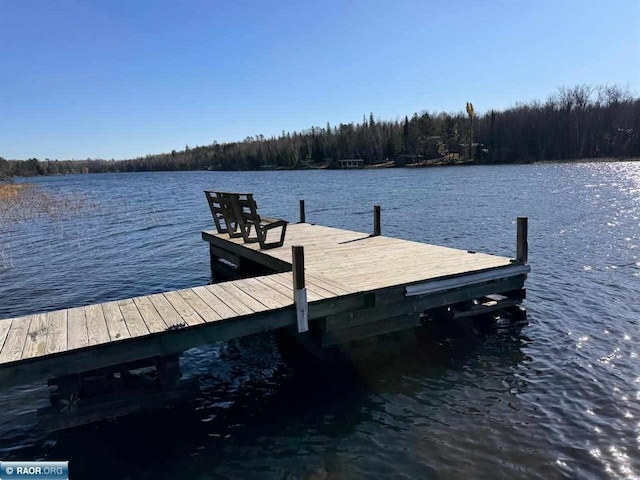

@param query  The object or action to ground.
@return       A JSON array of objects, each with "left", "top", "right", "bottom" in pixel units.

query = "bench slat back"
[
  {"left": 205, "top": 191, "right": 238, "bottom": 234},
  {"left": 233, "top": 195, "right": 262, "bottom": 224}
]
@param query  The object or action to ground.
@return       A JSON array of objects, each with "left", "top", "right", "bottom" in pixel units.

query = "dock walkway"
[{"left": 0, "top": 269, "right": 353, "bottom": 389}]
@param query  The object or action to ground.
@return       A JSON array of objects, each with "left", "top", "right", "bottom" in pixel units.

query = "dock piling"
[
  {"left": 292, "top": 245, "right": 309, "bottom": 333},
  {"left": 299, "top": 199, "right": 306, "bottom": 223},
  {"left": 373, "top": 205, "right": 381, "bottom": 236},
  {"left": 516, "top": 217, "right": 528, "bottom": 264}
]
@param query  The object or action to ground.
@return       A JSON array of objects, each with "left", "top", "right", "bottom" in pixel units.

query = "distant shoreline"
[{"left": 5, "top": 156, "right": 639, "bottom": 180}]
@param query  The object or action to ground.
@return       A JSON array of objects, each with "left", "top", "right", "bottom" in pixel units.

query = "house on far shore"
[{"left": 339, "top": 159, "right": 364, "bottom": 169}]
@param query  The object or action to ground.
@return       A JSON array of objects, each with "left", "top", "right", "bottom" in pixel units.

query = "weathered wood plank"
[
  {"left": 253, "top": 275, "right": 296, "bottom": 300},
  {"left": 148, "top": 293, "right": 184, "bottom": 329},
  {"left": 0, "top": 308, "right": 297, "bottom": 390},
  {"left": 177, "top": 288, "right": 223, "bottom": 323},
  {"left": 231, "top": 277, "right": 292, "bottom": 310},
  {"left": 308, "top": 277, "right": 352, "bottom": 297},
  {"left": 0, "top": 316, "right": 31, "bottom": 363},
  {"left": 102, "top": 302, "right": 131, "bottom": 341},
  {"left": 132, "top": 296, "right": 167, "bottom": 333},
  {"left": 85, "top": 304, "right": 111, "bottom": 346},
  {"left": 267, "top": 273, "right": 330, "bottom": 300},
  {"left": 45, "top": 310, "right": 68, "bottom": 354},
  {"left": 163, "top": 291, "right": 205, "bottom": 326},
  {"left": 209, "top": 283, "right": 266, "bottom": 314},
  {"left": 118, "top": 298, "right": 150, "bottom": 337},
  {"left": 192, "top": 286, "right": 239, "bottom": 318},
  {"left": 67, "top": 307, "right": 89, "bottom": 350},
  {"left": 22, "top": 313, "right": 47, "bottom": 359},
  {"left": 307, "top": 273, "right": 354, "bottom": 295},
  {"left": 264, "top": 273, "right": 324, "bottom": 302},
  {"left": 0, "top": 320, "right": 11, "bottom": 355}
]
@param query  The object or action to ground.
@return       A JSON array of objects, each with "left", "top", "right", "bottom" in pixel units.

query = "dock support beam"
[
  {"left": 299, "top": 199, "right": 306, "bottom": 223},
  {"left": 373, "top": 205, "right": 381, "bottom": 236},
  {"left": 292, "top": 245, "right": 309, "bottom": 333},
  {"left": 516, "top": 217, "right": 528, "bottom": 264}
]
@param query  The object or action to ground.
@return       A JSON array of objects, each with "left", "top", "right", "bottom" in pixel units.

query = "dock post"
[
  {"left": 516, "top": 217, "right": 528, "bottom": 264},
  {"left": 299, "top": 199, "right": 306, "bottom": 223},
  {"left": 373, "top": 205, "right": 381, "bottom": 236},
  {"left": 292, "top": 245, "right": 309, "bottom": 333},
  {"left": 209, "top": 244, "right": 217, "bottom": 277}
]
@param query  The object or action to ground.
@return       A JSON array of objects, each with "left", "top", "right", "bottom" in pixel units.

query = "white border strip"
[
  {"left": 295, "top": 288, "right": 309, "bottom": 333},
  {"left": 405, "top": 264, "right": 530, "bottom": 297}
]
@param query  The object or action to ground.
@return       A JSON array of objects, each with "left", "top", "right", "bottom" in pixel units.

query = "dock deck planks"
[
  {"left": 0, "top": 271, "right": 354, "bottom": 388},
  {"left": 0, "top": 315, "right": 30, "bottom": 363},
  {"left": 0, "top": 223, "right": 525, "bottom": 389},
  {"left": 22, "top": 313, "right": 47, "bottom": 359},
  {"left": 203, "top": 223, "right": 515, "bottom": 292},
  {"left": 67, "top": 307, "right": 89, "bottom": 350}
]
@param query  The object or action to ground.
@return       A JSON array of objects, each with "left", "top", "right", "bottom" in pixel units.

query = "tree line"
[{"left": 2, "top": 84, "right": 639, "bottom": 178}]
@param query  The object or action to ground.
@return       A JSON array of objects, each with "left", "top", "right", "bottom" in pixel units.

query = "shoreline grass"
[
  {"left": 0, "top": 183, "right": 93, "bottom": 224},
  {"left": 0, "top": 182, "right": 95, "bottom": 269}
]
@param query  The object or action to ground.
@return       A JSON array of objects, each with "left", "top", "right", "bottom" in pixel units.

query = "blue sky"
[{"left": 1, "top": 0, "right": 639, "bottom": 160}]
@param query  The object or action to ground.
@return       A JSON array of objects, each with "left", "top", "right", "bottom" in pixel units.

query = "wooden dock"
[
  {"left": 202, "top": 221, "right": 529, "bottom": 346},
  {"left": 0, "top": 207, "right": 529, "bottom": 429}
]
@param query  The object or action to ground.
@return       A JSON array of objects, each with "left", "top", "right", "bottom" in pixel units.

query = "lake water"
[{"left": 0, "top": 163, "right": 639, "bottom": 479}]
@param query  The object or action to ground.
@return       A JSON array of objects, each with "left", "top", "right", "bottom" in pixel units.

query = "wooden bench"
[{"left": 205, "top": 191, "right": 288, "bottom": 249}]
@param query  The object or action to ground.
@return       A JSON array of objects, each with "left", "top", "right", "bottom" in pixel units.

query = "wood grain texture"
[
  {"left": 132, "top": 296, "right": 167, "bottom": 333},
  {"left": 45, "top": 310, "right": 68, "bottom": 354},
  {"left": 118, "top": 298, "right": 150, "bottom": 337},
  {"left": 148, "top": 293, "right": 184, "bottom": 328},
  {"left": 67, "top": 307, "right": 89, "bottom": 350},
  {"left": 163, "top": 291, "right": 205, "bottom": 326},
  {"left": 22, "top": 313, "right": 47, "bottom": 359},
  {"left": 85, "top": 304, "right": 110, "bottom": 346},
  {"left": 192, "top": 286, "right": 239, "bottom": 318},
  {"left": 0, "top": 316, "right": 31, "bottom": 363},
  {"left": 102, "top": 302, "right": 130, "bottom": 341},
  {"left": 0, "top": 320, "right": 11, "bottom": 355},
  {"left": 230, "top": 277, "right": 292, "bottom": 309},
  {"left": 177, "top": 288, "right": 223, "bottom": 323},
  {"left": 209, "top": 282, "right": 265, "bottom": 315}
]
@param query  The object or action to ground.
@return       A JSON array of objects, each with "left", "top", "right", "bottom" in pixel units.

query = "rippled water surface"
[{"left": 0, "top": 163, "right": 639, "bottom": 479}]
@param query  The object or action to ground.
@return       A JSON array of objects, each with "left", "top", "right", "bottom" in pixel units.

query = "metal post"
[{"left": 292, "top": 245, "right": 308, "bottom": 332}]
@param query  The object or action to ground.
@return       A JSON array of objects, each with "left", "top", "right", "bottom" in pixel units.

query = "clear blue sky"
[{"left": 1, "top": 0, "right": 639, "bottom": 160}]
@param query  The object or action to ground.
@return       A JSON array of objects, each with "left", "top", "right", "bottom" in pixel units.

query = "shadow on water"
[{"left": 5, "top": 314, "right": 529, "bottom": 480}]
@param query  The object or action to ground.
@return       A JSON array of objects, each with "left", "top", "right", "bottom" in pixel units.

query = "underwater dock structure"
[{"left": 0, "top": 201, "right": 529, "bottom": 429}]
